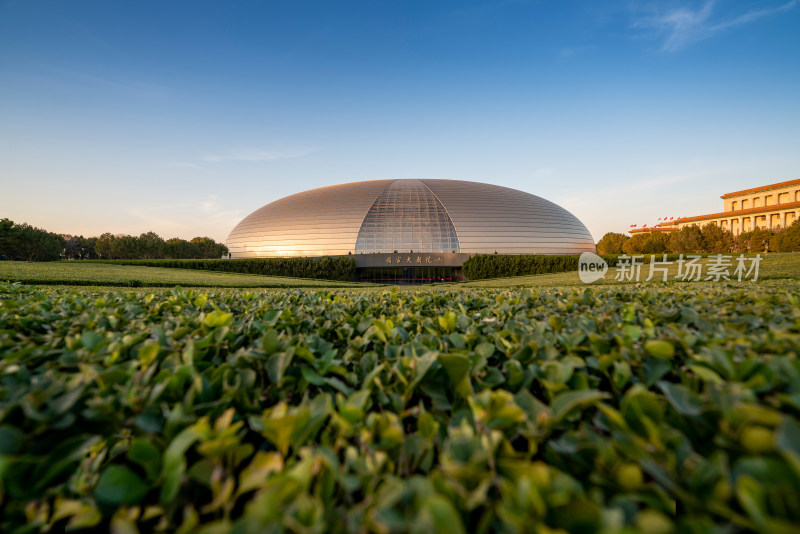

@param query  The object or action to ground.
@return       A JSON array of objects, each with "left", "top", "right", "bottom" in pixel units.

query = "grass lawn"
[
  {"left": 3, "top": 252, "right": 798, "bottom": 290},
  {"left": 460, "top": 252, "right": 800, "bottom": 287},
  {"left": 0, "top": 261, "right": 368, "bottom": 288}
]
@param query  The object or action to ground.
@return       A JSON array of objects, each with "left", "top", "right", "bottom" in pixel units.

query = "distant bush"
[
  {"left": 462, "top": 254, "right": 616, "bottom": 280},
  {"left": 461, "top": 253, "right": 713, "bottom": 281},
  {"left": 92, "top": 256, "right": 357, "bottom": 282}
]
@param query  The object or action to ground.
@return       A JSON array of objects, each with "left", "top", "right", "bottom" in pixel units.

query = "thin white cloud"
[
  {"left": 556, "top": 168, "right": 719, "bottom": 209},
  {"left": 634, "top": 0, "right": 798, "bottom": 52},
  {"left": 202, "top": 147, "right": 315, "bottom": 163},
  {"left": 125, "top": 196, "right": 243, "bottom": 241},
  {"left": 169, "top": 161, "right": 204, "bottom": 170}
]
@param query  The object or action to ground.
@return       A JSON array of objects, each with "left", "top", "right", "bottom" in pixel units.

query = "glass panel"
[{"left": 355, "top": 180, "right": 460, "bottom": 253}]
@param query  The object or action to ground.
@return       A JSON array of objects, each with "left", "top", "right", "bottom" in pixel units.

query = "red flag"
[
  {"left": 631, "top": 224, "right": 637, "bottom": 227},
  {"left": 669, "top": 217, "right": 674, "bottom": 220},
  {"left": 658, "top": 217, "right": 662, "bottom": 220},
  {"left": 643, "top": 224, "right": 647, "bottom": 227}
]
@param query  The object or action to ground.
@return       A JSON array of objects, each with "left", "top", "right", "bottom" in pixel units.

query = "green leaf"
[
  {"left": 438, "top": 353, "right": 472, "bottom": 397},
  {"left": 203, "top": 310, "right": 233, "bottom": 328},
  {"left": 262, "top": 329, "right": 279, "bottom": 355},
  {"left": 551, "top": 389, "right": 610, "bottom": 421},
  {"left": 138, "top": 342, "right": 160, "bottom": 366},
  {"left": 776, "top": 418, "right": 800, "bottom": 480},
  {"left": 300, "top": 365, "right": 326, "bottom": 386},
  {"left": 127, "top": 438, "right": 162, "bottom": 480},
  {"left": 94, "top": 465, "right": 149, "bottom": 506},
  {"left": 0, "top": 425, "right": 23, "bottom": 454},
  {"left": 419, "top": 494, "right": 466, "bottom": 534},
  {"left": 657, "top": 381, "right": 702, "bottom": 416},
  {"left": 438, "top": 353, "right": 471, "bottom": 387},
  {"left": 736, "top": 475, "right": 767, "bottom": 528},
  {"left": 160, "top": 425, "right": 203, "bottom": 504},
  {"left": 80, "top": 331, "right": 103, "bottom": 351},
  {"left": 643, "top": 340, "right": 675, "bottom": 360},
  {"left": 266, "top": 347, "right": 294, "bottom": 384}
]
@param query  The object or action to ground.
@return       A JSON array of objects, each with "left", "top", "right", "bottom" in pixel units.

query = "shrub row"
[
  {"left": 2, "top": 282, "right": 799, "bottom": 532},
  {"left": 462, "top": 253, "right": 711, "bottom": 280},
  {"left": 90, "top": 256, "right": 357, "bottom": 281}
]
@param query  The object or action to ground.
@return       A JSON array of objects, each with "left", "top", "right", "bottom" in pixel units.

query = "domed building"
[{"left": 226, "top": 179, "right": 595, "bottom": 282}]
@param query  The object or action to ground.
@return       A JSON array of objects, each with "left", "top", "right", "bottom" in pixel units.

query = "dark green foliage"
[
  {"left": 96, "top": 233, "right": 228, "bottom": 260},
  {"left": 641, "top": 232, "right": 670, "bottom": 254},
  {"left": 772, "top": 219, "right": 800, "bottom": 252},
  {"left": 736, "top": 227, "right": 775, "bottom": 253},
  {"left": 138, "top": 232, "right": 166, "bottom": 259},
  {"left": 461, "top": 253, "right": 707, "bottom": 281},
  {"left": 0, "top": 218, "right": 64, "bottom": 261},
  {"left": 622, "top": 233, "right": 649, "bottom": 254},
  {"left": 462, "top": 254, "right": 603, "bottom": 280},
  {"left": 1, "top": 282, "right": 798, "bottom": 532},
  {"left": 60, "top": 235, "right": 98, "bottom": 260},
  {"left": 668, "top": 225, "right": 705, "bottom": 254},
  {"left": 189, "top": 237, "right": 228, "bottom": 259},
  {"left": 701, "top": 223, "right": 734, "bottom": 253},
  {"left": 596, "top": 232, "right": 629, "bottom": 254},
  {"left": 91, "top": 256, "right": 357, "bottom": 281},
  {"left": 165, "top": 237, "right": 202, "bottom": 259}
]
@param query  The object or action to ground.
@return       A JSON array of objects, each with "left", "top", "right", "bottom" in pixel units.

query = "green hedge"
[
  {"left": 462, "top": 253, "right": 711, "bottom": 280},
  {"left": 90, "top": 256, "right": 357, "bottom": 282}
]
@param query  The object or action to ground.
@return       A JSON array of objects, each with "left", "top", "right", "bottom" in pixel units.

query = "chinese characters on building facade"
[{"left": 385, "top": 255, "right": 445, "bottom": 265}]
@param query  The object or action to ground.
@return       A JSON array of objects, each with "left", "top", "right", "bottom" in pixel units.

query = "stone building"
[{"left": 630, "top": 178, "right": 800, "bottom": 236}]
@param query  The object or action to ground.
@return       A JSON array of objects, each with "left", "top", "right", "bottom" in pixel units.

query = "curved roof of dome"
[{"left": 226, "top": 179, "right": 595, "bottom": 257}]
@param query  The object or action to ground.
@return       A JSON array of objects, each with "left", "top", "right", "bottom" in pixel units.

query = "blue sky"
[{"left": 1, "top": 0, "right": 799, "bottom": 242}]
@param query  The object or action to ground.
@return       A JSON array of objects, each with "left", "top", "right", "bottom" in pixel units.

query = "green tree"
[
  {"left": 138, "top": 231, "right": 166, "bottom": 259},
  {"left": 737, "top": 227, "right": 773, "bottom": 253},
  {"left": 642, "top": 232, "right": 670, "bottom": 254},
  {"left": 0, "top": 218, "right": 20, "bottom": 259},
  {"left": 622, "top": 233, "right": 648, "bottom": 254},
  {"left": 596, "top": 232, "right": 629, "bottom": 254},
  {"left": 190, "top": 237, "right": 227, "bottom": 259},
  {"left": 111, "top": 235, "right": 140, "bottom": 259},
  {"left": 60, "top": 235, "right": 83, "bottom": 260},
  {"left": 771, "top": 220, "right": 800, "bottom": 252},
  {"left": 95, "top": 233, "right": 115, "bottom": 259},
  {"left": 15, "top": 223, "right": 64, "bottom": 261},
  {"left": 165, "top": 238, "right": 201, "bottom": 259},
  {"left": 701, "top": 223, "right": 733, "bottom": 253},
  {"left": 80, "top": 236, "right": 98, "bottom": 259},
  {"left": 668, "top": 226, "right": 704, "bottom": 254}
]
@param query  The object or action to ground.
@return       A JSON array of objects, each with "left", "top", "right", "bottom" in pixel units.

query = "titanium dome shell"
[{"left": 226, "top": 179, "right": 595, "bottom": 258}]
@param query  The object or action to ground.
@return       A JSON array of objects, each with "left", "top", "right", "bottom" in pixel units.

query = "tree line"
[
  {"left": 597, "top": 219, "right": 800, "bottom": 255},
  {"left": 0, "top": 219, "right": 228, "bottom": 261},
  {"left": 462, "top": 254, "right": 622, "bottom": 280}
]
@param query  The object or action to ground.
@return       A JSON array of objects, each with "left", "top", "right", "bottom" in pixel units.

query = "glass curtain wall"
[
  {"left": 355, "top": 180, "right": 459, "bottom": 254},
  {"left": 356, "top": 267, "right": 457, "bottom": 284}
]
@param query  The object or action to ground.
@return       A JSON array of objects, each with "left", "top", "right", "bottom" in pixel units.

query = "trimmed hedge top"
[{"left": 90, "top": 256, "right": 357, "bottom": 282}]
